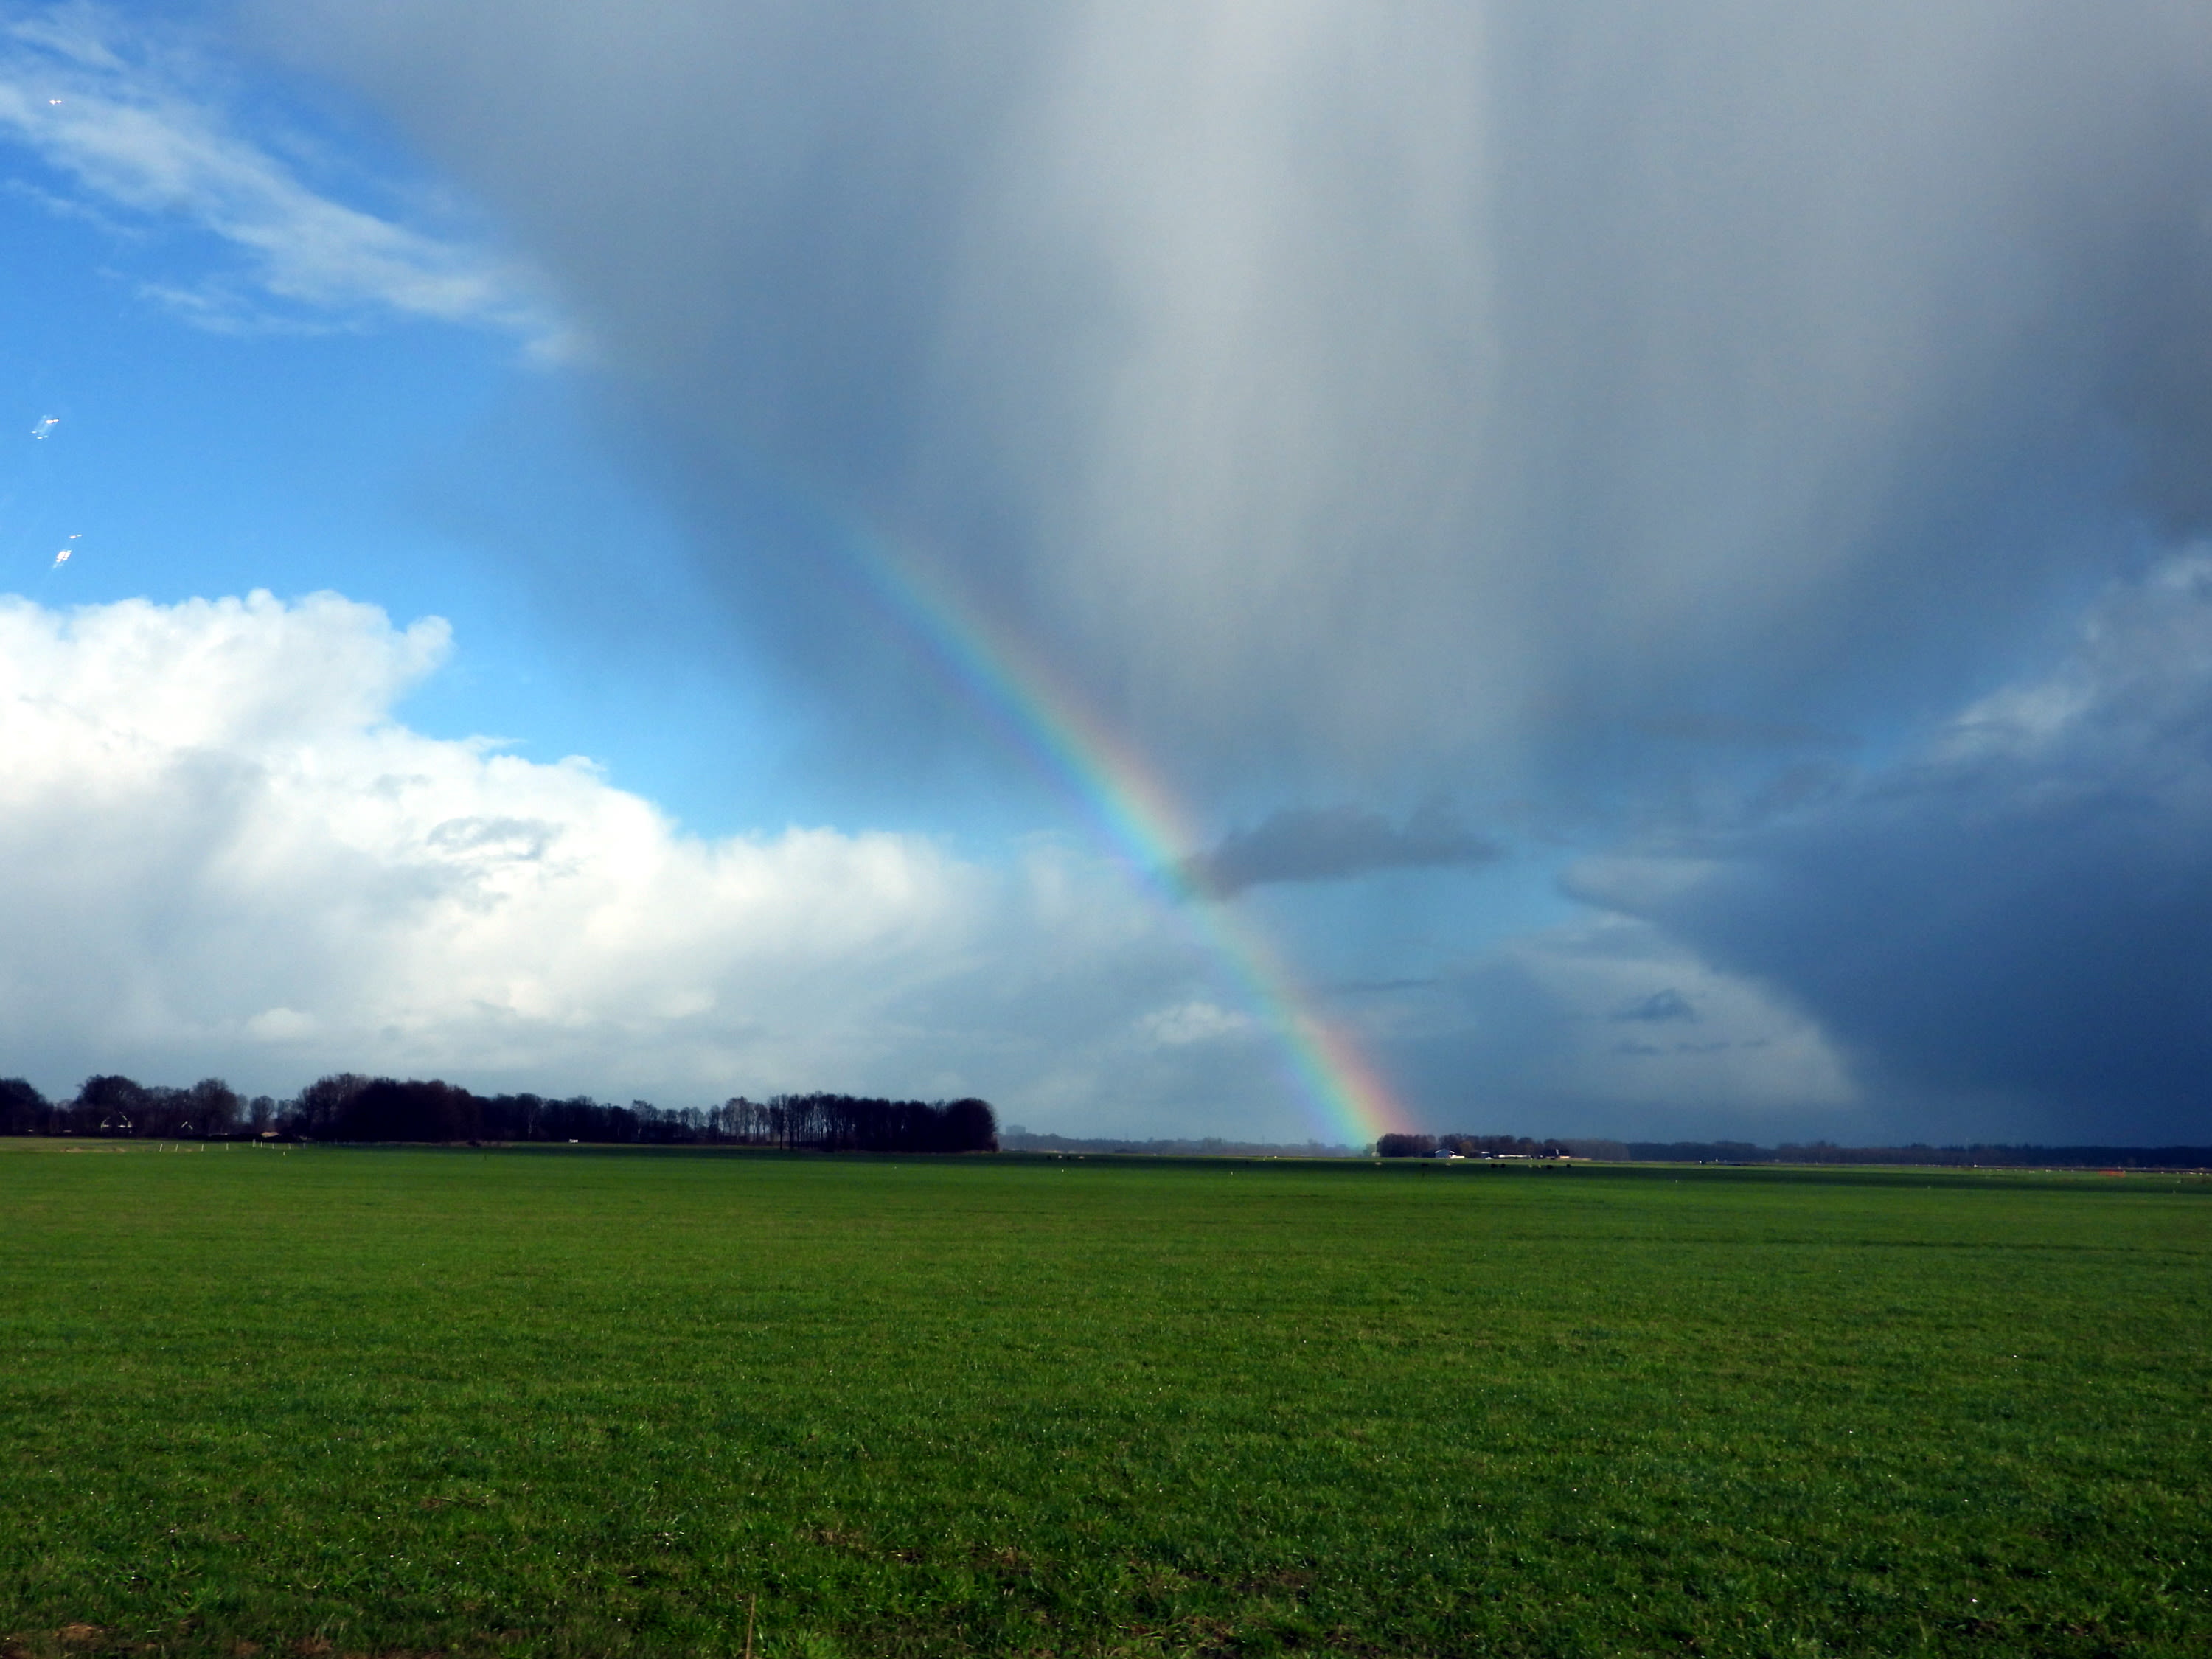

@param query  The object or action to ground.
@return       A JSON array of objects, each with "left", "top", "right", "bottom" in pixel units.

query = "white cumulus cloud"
[{"left": 0, "top": 588, "right": 1301, "bottom": 1127}]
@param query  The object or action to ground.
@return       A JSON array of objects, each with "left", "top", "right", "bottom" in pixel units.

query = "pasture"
[{"left": 1, "top": 1142, "right": 2206, "bottom": 1656}]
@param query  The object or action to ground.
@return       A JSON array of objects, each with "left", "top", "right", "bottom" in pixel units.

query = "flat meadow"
[{"left": 1, "top": 1142, "right": 2206, "bottom": 1658}]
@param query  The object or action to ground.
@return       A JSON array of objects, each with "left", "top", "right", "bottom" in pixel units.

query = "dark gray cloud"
[
  {"left": 1575, "top": 560, "right": 2212, "bottom": 1144},
  {"left": 1630, "top": 714, "right": 1857, "bottom": 752},
  {"left": 1176, "top": 802, "right": 1499, "bottom": 899},
  {"left": 260, "top": 0, "right": 2212, "bottom": 807},
  {"left": 1613, "top": 988, "right": 1696, "bottom": 1025},
  {"left": 1319, "top": 915, "right": 1858, "bottom": 1141}
]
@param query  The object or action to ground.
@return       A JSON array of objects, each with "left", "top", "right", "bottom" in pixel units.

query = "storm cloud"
[
  {"left": 1177, "top": 802, "right": 1500, "bottom": 898},
  {"left": 1576, "top": 558, "right": 2212, "bottom": 1144},
  {"left": 260, "top": 1, "right": 2212, "bottom": 800}
]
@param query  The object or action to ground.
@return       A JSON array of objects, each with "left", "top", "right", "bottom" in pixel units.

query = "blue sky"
[
  {"left": 4, "top": 0, "right": 2211, "bottom": 1147},
  {"left": 0, "top": 109, "right": 785, "bottom": 833}
]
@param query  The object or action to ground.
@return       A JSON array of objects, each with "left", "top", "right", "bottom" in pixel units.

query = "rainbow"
[{"left": 824, "top": 524, "right": 1410, "bottom": 1147}]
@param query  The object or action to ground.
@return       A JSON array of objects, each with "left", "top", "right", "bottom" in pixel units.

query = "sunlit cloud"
[{"left": 0, "top": 590, "right": 1296, "bottom": 1128}]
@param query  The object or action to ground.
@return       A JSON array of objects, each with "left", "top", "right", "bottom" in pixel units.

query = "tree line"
[
  {"left": 1375, "top": 1129, "right": 2212, "bottom": 1168},
  {"left": 0, "top": 1074, "right": 998, "bottom": 1153},
  {"left": 1618, "top": 1138, "right": 2212, "bottom": 1169}
]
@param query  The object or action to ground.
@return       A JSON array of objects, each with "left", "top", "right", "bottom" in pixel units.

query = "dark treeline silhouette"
[
  {"left": 0, "top": 1074, "right": 268, "bottom": 1139},
  {"left": 0, "top": 1074, "right": 997, "bottom": 1153},
  {"left": 1376, "top": 1129, "right": 2212, "bottom": 1169},
  {"left": 1620, "top": 1139, "right": 2212, "bottom": 1169},
  {"left": 10, "top": 1075, "right": 2200, "bottom": 1166}
]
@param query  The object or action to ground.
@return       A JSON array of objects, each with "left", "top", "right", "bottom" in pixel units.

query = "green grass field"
[{"left": 1, "top": 1142, "right": 2207, "bottom": 1658}]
